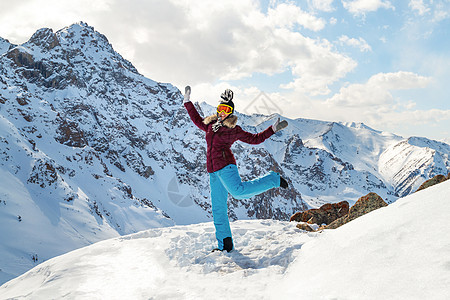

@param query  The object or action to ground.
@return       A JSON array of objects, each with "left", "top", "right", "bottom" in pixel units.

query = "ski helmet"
[{"left": 219, "top": 89, "right": 234, "bottom": 113}]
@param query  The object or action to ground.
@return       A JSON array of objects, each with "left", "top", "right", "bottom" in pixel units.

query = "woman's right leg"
[
  {"left": 217, "top": 164, "right": 280, "bottom": 200},
  {"left": 209, "top": 172, "right": 233, "bottom": 251}
]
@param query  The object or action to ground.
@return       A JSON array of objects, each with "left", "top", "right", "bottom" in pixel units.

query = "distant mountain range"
[{"left": 0, "top": 22, "right": 449, "bottom": 284}]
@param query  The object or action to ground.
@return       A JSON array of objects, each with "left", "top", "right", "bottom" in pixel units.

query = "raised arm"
[
  {"left": 183, "top": 86, "right": 208, "bottom": 132},
  {"left": 236, "top": 125, "right": 275, "bottom": 144},
  {"left": 236, "top": 117, "right": 288, "bottom": 144}
]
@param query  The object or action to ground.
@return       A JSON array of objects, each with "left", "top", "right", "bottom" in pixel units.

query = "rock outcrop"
[
  {"left": 415, "top": 174, "right": 449, "bottom": 192},
  {"left": 326, "top": 193, "right": 388, "bottom": 229},
  {"left": 291, "top": 193, "right": 388, "bottom": 232},
  {"left": 290, "top": 201, "right": 349, "bottom": 225}
]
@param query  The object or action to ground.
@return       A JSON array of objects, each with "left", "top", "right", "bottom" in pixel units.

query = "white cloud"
[
  {"left": 267, "top": 3, "right": 326, "bottom": 31},
  {"left": 0, "top": 0, "right": 107, "bottom": 43},
  {"left": 339, "top": 35, "right": 372, "bottom": 52},
  {"left": 409, "top": 0, "right": 430, "bottom": 16},
  {"left": 433, "top": 2, "right": 450, "bottom": 22},
  {"left": 189, "top": 82, "right": 237, "bottom": 108},
  {"left": 279, "top": 71, "right": 448, "bottom": 139},
  {"left": 0, "top": 0, "right": 357, "bottom": 97},
  {"left": 246, "top": 78, "right": 449, "bottom": 140},
  {"left": 281, "top": 37, "right": 357, "bottom": 95},
  {"left": 406, "top": 1, "right": 450, "bottom": 23},
  {"left": 101, "top": 0, "right": 352, "bottom": 96},
  {"left": 189, "top": 82, "right": 288, "bottom": 117},
  {"left": 308, "top": 0, "right": 335, "bottom": 12},
  {"left": 370, "top": 108, "right": 450, "bottom": 139},
  {"left": 342, "top": 0, "right": 395, "bottom": 15},
  {"left": 326, "top": 71, "right": 431, "bottom": 107}
]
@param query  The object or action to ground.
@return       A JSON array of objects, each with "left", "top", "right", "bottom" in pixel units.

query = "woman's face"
[{"left": 218, "top": 111, "right": 228, "bottom": 121}]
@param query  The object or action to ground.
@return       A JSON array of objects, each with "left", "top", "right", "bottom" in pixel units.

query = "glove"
[
  {"left": 272, "top": 117, "right": 288, "bottom": 133},
  {"left": 183, "top": 86, "right": 191, "bottom": 103}
]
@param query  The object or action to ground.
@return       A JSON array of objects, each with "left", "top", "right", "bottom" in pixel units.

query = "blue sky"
[{"left": 0, "top": 0, "right": 449, "bottom": 141}]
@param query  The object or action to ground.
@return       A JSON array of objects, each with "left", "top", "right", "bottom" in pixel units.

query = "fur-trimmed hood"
[{"left": 203, "top": 114, "right": 238, "bottom": 128}]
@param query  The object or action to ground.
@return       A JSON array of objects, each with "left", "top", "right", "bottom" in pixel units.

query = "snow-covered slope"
[
  {"left": 0, "top": 22, "right": 449, "bottom": 285},
  {"left": 1, "top": 180, "right": 449, "bottom": 299},
  {"left": 379, "top": 137, "right": 450, "bottom": 195}
]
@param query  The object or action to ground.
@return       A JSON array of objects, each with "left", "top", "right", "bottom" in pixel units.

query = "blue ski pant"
[{"left": 209, "top": 164, "right": 281, "bottom": 250}]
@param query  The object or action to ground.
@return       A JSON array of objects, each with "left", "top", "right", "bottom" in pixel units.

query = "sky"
[{"left": 0, "top": 0, "right": 449, "bottom": 141}]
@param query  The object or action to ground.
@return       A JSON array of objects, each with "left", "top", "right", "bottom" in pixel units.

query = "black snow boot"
[
  {"left": 211, "top": 237, "right": 234, "bottom": 253},
  {"left": 223, "top": 237, "right": 233, "bottom": 252},
  {"left": 280, "top": 176, "right": 289, "bottom": 189}
]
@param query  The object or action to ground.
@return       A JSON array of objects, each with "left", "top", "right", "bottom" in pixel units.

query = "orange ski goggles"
[{"left": 217, "top": 104, "right": 233, "bottom": 114}]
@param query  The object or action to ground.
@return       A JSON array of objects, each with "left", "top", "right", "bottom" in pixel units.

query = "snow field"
[
  {"left": 0, "top": 220, "right": 316, "bottom": 299},
  {"left": 1, "top": 180, "right": 450, "bottom": 299}
]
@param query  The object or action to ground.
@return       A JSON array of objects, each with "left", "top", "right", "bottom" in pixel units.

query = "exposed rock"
[
  {"left": 7, "top": 48, "right": 35, "bottom": 68},
  {"left": 415, "top": 174, "right": 448, "bottom": 192},
  {"left": 326, "top": 193, "right": 387, "bottom": 229},
  {"left": 17, "top": 108, "right": 33, "bottom": 122},
  {"left": 28, "top": 159, "right": 58, "bottom": 188},
  {"left": 290, "top": 201, "right": 349, "bottom": 225},
  {"left": 28, "top": 28, "right": 60, "bottom": 50},
  {"left": 16, "top": 96, "right": 30, "bottom": 106},
  {"left": 122, "top": 149, "right": 155, "bottom": 178},
  {"left": 54, "top": 117, "right": 88, "bottom": 148},
  {"left": 296, "top": 222, "right": 315, "bottom": 232},
  {"left": 6, "top": 48, "right": 54, "bottom": 85}
]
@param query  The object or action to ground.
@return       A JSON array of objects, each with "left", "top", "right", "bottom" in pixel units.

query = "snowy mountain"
[
  {"left": 0, "top": 22, "right": 449, "bottom": 285},
  {"left": 0, "top": 37, "right": 13, "bottom": 55},
  {"left": 245, "top": 114, "right": 449, "bottom": 203},
  {"left": 1, "top": 180, "right": 449, "bottom": 299}
]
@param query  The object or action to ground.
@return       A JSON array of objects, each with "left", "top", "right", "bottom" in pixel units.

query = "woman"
[{"left": 183, "top": 86, "right": 288, "bottom": 252}]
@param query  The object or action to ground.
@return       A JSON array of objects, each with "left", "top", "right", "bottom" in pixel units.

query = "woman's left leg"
[
  {"left": 216, "top": 164, "right": 280, "bottom": 200},
  {"left": 210, "top": 171, "right": 233, "bottom": 251}
]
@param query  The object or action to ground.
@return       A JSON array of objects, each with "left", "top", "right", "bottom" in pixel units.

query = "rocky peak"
[
  {"left": 27, "top": 28, "right": 60, "bottom": 51},
  {"left": 57, "top": 22, "right": 107, "bottom": 49},
  {"left": 4, "top": 22, "right": 140, "bottom": 90},
  {"left": 55, "top": 22, "right": 138, "bottom": 74}
]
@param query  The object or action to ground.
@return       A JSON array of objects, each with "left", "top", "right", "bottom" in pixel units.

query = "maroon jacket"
[{"left": 185, "top": 101, "right": 275, "bottom": 173}]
